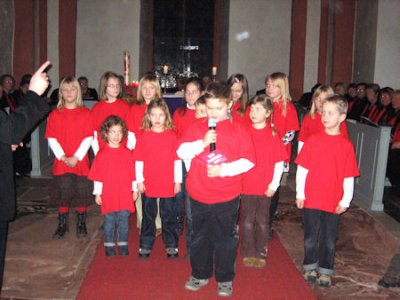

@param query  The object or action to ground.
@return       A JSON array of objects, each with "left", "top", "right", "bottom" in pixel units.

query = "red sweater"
[
  {"left": 181, "top": 118, "right": 255, "bottom": 204},
  {"left": 231, "top": 102, "right": 251, "bottom": 127},
  {"left": 89, "top": 145, "right": 136, "bottom": 214},
  {"left": 299, "top": 113, "right": 349, "bottom": 142},
  {"left": 91, "top": 99, "right": 130, "bottom": 149},
  {"left": 242, "top": 125, "right": 288, "bottom": 195},
  {"left": 45, "top": 107, "right": 93, "bottom": 176},
  {"left": 295, "top": 131, "right": 359, "bottom": 213},
  {"left": 173, "top": 107, "right": 196, "bottom": 140},
  {"left": 134, "top": 130, "right": 179, "bottom": 198},
  {"left": 126, "top": 103, "right": 148, "bottom": 136}
]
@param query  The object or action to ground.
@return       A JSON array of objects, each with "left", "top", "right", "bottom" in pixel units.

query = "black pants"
[
  {"left": 190, "top": 197, "right": 239, "bottom": 283},
  {"left": 269, "top": 187, "right": 280, "bottom": 226},
  {"left": 0, "top": 221, "right": 8, "bottom": 291}
]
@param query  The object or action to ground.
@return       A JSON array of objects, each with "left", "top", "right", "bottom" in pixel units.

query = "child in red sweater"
[
  {"left": 227, "top": 73, "right": 251, "bottom": 126},
  {"left": 178, "top": 82, "right": 255, "bottom": 297},
  {"left": 135, "top": 98, "right": 182, "bottom": 259},
  {"left": 91, "top": 71, "right": 131, "bottom": 154},
  {"left": 46, "top": 76, "right": 93, "bottom": 239},
  {"left": 88, "top": 116, "right": 137, "bottom": 256},
  {"left": 241, "top": 95, "right": 288, "bottom": 269},
  {"left": 296, "top": 95, "right": 359, "bottom": 287}
]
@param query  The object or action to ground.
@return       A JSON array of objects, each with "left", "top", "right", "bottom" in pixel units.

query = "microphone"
[{"left": 208, "top": 118, "right": 216, "bottom": 152}]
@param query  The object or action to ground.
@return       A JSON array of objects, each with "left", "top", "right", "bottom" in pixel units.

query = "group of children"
[{"left": 45, "top": 70, "right": 359, "bottom": 297}]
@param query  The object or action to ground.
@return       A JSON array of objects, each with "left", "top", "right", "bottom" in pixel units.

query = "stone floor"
[{"left": 0, "top": 174, "right": 399, "bottom": 299}]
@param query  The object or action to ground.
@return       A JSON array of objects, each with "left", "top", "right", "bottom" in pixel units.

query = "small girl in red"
[
  {"left": 45, "top": 76, "right": 93, "bottom": 239},
  {"left": 241, "top": 95, "right": 288, "bottom": 269},
  {"left": 91, "top": 71, "right": 131, "bottom": 154},
  {"left": 135, "top": 98, "right": 182, "bottom": 259},
  {"left": 265, "top": 72, "right": 299, "bottom": 238},
  {"left": 126, "top": 73, "right": 163, "bottom": 231},
  {"left": 298, "top": 85, "right": 349, "bottom": 152},
  {"left": 296, "top": 95, "right": 359, "bottom": 287},
  {"left": 227, "top": 73, "right": 251, "bottom": 126},
  {"left": 89, "top": 116, "right": 137, "bottom": 256}
]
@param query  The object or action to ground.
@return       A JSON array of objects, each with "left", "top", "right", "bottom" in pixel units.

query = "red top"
[
  {"left": 134, "top": 130, "right": 179, "bottom": 198},
  {"left": 242, "top": 125, "right": 288, "bottom": 195},
  {"left": 45, "top": 107, "right": 93, "bottom": 176},
  {"left": 91, "top": 99, "right": 130, "bottom": 149},
  {"left": 173, "top": 107, "right": 196, "bottom": 139},
  {"left": 126, "top": 103, "right": 148, "bottom": 136},
  {"left": 299, "top": 113, "right": 349, "bottom": 142},
  {"left": 181, "top": 118, "right": 255, "bottom": 204},
  {"left": 295, "top": 131, "right": 360, "bottom": 213},
  {"left": 88, "top": 145, "right": 136, "bottom": 214},
  {"left": 231, "top": 102, "right": 251, "bottom": 127}
]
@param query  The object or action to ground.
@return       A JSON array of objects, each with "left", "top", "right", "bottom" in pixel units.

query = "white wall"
[
  {"left": 303, "top": 0, "right": 320, "bottom": 92},
  {"left": 75, "top": 0, "right": 141, "bottom": 92},
  {"left": 228, "top": 0, "right": 292, "bottom": 96},
  {"left": 47, "top": 0, "right": 59, "bottom": 92},
  {"left": 374, "top": 0, "right": 400, "bottom": 88}
]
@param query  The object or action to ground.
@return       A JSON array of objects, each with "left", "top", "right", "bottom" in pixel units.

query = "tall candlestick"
[
  {"left": 124, "top": 51, "right": 131, "bottom": 85},
  {"left": 212, "top": 66, "right": 217, "bottom": 76},
  {"left": 163, "top": 65, "right": 169, "bottom": 75}
]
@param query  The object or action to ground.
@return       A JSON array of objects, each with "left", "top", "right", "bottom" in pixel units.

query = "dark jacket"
[{"left": 0, "top": 91, "right": 49, "bottom": 221}]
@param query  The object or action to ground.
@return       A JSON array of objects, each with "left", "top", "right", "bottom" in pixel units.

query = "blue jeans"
[
  {"left": 303, "top": 208, "right": 340, "bottom": 276},
  {"left": 103, "top": 210, "right": 130, "bottom": 247},
  {"left": 175, "top": 163, "right": 193, "bottom": 251},
  {"left": 190, "top": 197, "right": 239, "bottom": 283},
  {"left": 140, "top": 194, "right": 178, "bottom": 249}
]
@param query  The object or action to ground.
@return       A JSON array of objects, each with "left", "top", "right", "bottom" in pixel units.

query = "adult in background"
[
  {"left": 78, "top": 76, "right": 99, "bottom": 101},
  {"left": 0, "top": 61, "right": 50, "bottom": 291}
]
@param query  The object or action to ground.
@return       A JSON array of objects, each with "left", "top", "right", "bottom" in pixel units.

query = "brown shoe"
[
  {"left": 254, "top": 258, "right": 266, "bottom": 269},
  {"left": 243, "top": 257, "right": 257, "bottom": 267}
]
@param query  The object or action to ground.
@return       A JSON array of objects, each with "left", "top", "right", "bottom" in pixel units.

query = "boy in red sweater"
[
  {"left": 177, "top": 82, "right": 255, "bottom": 297},
  {"left": 295, "top": 95, "right": 359, "bottom": 287}
]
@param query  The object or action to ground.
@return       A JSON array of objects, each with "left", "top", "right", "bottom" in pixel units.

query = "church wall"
[
  {"left": 373, "top": 0, "right": 400, "bottom": 88},
  {"left": 228, "top": 0, "right": 292, "bottom": 96},
  {"left": 75, "top": 0, "right": 141, "bottom": 92}
]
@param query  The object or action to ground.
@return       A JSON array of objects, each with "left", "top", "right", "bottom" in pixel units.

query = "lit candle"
[
  {"left": 163, "top": 65, "right": 169, "bottom": 74},
  {"left": 212, "top": 66, "right": 217, "bottom": 76},
  {"left": 124, "top": 51, "right": 131, "bottom": 85}
]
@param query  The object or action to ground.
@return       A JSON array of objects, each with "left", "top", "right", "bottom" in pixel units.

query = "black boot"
[
  {"left": 53, "top": 213, "right": 69, "bottom": 239},
  {"left": 76, "top": 212, "right": 88, "bottom": 238}
]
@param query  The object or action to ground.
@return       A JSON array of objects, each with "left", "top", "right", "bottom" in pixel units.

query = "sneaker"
[
  {"left": 317, "top": 274, "right": 332, "bottom": 287},
  {"left": 303, "top": 270, "right": 318, "bottom": 283},
  {"left": 242, "top": 257, "right": 256, "bottom": 267},
  {"left": 185, "top": 276, "right": 209, "bottom": 291},
  {"left": 166, "top": 247, "right": 179, "bottom": 259},
  {"left": 217, "top": 281, "right": 233, "bottom": 297},
  {"left": 253, "top": 258, "right": 266, "bottom": 269},
  {"left": 105, "top": 246, "right": 116, "bottom": 257},
  {"left": 118, "top": 245, "right": 129, "bottom": 256},
  {"left": 138, "top": 248, "right": 151, "bottom": 259}
]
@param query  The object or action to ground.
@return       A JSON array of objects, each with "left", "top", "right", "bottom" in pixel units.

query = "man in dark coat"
[{"left": 0, "top": 61, "right": 51, "bottom": 290}]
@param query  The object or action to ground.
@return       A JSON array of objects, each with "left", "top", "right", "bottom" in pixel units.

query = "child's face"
[
  {"left": 335, "top": 85, "right": 345, "bottom": 96},
  {"left": 185, "top": 83, "right": 201, "bottom": 107},
  {"left": 106, "top": 77, "right": 120, "bottom": 100},
  {"left": 206, "top": 97, "right": 231, "bottom": 123},
  {"left": 322, "top": 102, "right": 345, "bottom": 132},
  {"left": 250, "top": 103, "right": 270, "bottom": 126},
  {"left": 380, "top": 92, "right": 392, "bottom": 107},
  {"left": 356, "top": 85, "right": 366, "bottom": 99},
  {"left": 61, "top": 83, "right": 78, "bottom": 107},
  {"left": 195, "top": 103, "right": 207, "bottom": 119},
  {"left": 265, "top": 79, "right": 281, "bottom": 101},
  {"left": 348, "top": 87, "right": 357, "bottom": 98},
  {"left": 366, "top": 89, "right": 377, "bottom": 103},
  {"left": 142, "top": 81, "right": 156, "bottom": 103},
  {"left": 231, "top": 82, "right": 243, "bottom": 103},
  {"left": 392, "top": 93, "right": 400, "bottom": 110},
  {"left": 107, "top": 124, "right": 123, "bottom": 148},
  {"left": 149, "top": 107, "right": 166, "bottom": 132},
  {"left": 314, "top": 92, "right": 327, "bottom": 114}
]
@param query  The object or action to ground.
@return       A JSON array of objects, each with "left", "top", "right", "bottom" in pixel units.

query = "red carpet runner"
[{"left": 78, "top": 216, "right": 316, "bottom": 299}]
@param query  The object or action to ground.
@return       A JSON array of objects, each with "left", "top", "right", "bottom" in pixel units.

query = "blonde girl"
[
  {"left": 45, "top": 76, "right": 93, "bottom": 239},
  {"left": 298, "top": 85, "right": 349, "bottom": 152},
  {"left": 135, "top": 98, "right": 182, "bottom": 259}
]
